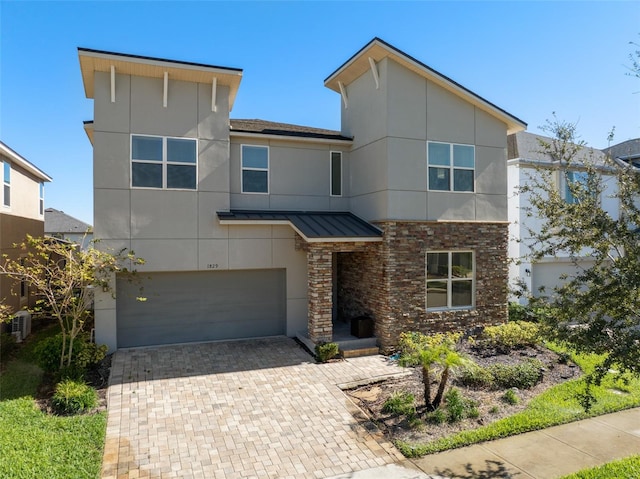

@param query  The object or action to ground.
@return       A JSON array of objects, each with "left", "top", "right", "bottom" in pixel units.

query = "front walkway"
[
  {"left": 101, "top": 337, "right": 407, "bottom": 479},
  {"left": 409, "top": 407, "right": 640, "bottom": 479}
]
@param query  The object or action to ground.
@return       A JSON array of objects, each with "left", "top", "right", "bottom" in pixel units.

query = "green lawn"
[
  {"left": 558, "top": 455, "right": 640, "bottom": 479},
  {"left": 397, "top": 343, "right": 640, "bottom": 457},
  {"left": 0, "top": 324, "right": 106, "bottom": 479}
]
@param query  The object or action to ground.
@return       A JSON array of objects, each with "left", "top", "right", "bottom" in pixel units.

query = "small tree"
[
  {"left": 0, "top": 235, "right": 144, "bottom": 369},
  {"left": 398, "top": 331, "right": 466, "bottom": 411},
  {"left": 518, "top": 117, "right": 640, "bottom": 388}
]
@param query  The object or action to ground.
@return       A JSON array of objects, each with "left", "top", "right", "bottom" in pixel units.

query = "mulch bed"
[{"left": 346, "top": 343, "right": 581, "bottom": 445}]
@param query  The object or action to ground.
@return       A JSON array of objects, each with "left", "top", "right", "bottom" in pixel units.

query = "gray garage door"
[{"left": 116, "top": 269, "right": 286, "bottom": 348}]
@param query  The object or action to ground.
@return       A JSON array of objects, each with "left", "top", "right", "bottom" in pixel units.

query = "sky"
[{"left": 1, "top": 1, "right": 639, "bottom": 225}]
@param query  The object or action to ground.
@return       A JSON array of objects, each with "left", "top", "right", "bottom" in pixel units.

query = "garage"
[
  {"left": 531, "top": 259, "right": 595, "bottom": 298},
  {"left": 116, "top": 269, "right": 286, "bottom": 348}
]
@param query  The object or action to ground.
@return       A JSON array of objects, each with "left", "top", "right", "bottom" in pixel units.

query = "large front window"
[
  {"left": 241, "top": 145, "right": 269, "bottom": 193},
  {"left": 131, "top": 135, "right": 197, "bottom": 189},
  {"left": 426, "top": 251, "right": 474, "bottom": 309},
  {"left": 428, "top": 142, "right": 475, "bottom": 192}
]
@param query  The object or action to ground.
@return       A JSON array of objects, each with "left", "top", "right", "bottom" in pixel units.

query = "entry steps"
[{"left": 296, "top": 333, "right": 379, "bottom": 359}]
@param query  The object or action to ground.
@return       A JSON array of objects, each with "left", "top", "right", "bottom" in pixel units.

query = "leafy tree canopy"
[
  {"left": 0, "top": 235, "right": 143, "bottom": 369},
  {"left": 519, "top": 117, "right": 640, "bottom": 386}
]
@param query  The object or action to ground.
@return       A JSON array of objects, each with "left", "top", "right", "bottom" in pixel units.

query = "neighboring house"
[
  {"left": 507, "top": 131, "right": 618, "bottom": 302},
  {"left": 79, "top": 38, "right": 526, "bottom": 353},
  {"left": 44, "top": 207, "right": 93, "bottom": 249},
  {"left": 0, "top": 141, "right": 52, "bottom": 322},
  {"left": 603, "top": 138, "right": 640, "bottom": 167}
]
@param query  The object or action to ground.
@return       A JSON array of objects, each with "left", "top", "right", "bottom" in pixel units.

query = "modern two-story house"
[
  {"left": 80, "top": 38, "right": 526, "bottom": 353},
  {"left": 0, "top": 141, "right": 52, "bottom": 324}
]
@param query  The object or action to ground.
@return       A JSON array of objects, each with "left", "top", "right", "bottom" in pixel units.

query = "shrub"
[
  {"left": 51, "top": 379, "right": 98, "bottom": 415},
  {"left": 445, "top": 388, "right": 466, "bottom": 422},
  {"left": 502, "top": 388, "right": 520, "bottom": 405},
  {"left": 444, "top": 388, "right": 479, "bottom": 423},
  {"left": 489, "top": 359, "right": 544, "bottom": 389},
  {"left": 382, "top": 391, "right": 416, "bottom": 417},
  {"left": 315, "top": 342, "right": 339, "bottom": 362},
  {"left": 34, "top": 333, "right": 107, "bottom": 376},
  {"left": 457, "top": 362, "right": 494, "bottom": 389},
  {"left": 0, "top": 332, "right": 17, "bottom": 362},
  {"left": 482, "top": 321, "right": 541, "bottom": 352},
  {"left": 508, "top": 302, "right": 529, "bottom": 322},
  {"left": 426, "top": 408, "right": 447, "bottom": 424}
]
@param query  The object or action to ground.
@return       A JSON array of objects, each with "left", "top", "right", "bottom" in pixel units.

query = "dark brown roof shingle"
[{"left": 230, "top": 119, "right": 352, "bottom": 141}]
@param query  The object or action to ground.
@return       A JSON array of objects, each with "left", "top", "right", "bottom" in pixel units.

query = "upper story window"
[
  {"left": 241, "top": 145, "right": 269, "bottom": 194},
  {"left": 131, "top": 135, "right": 197, "bottom": 190},
  {"left": 564, "top": 170, "right": 589, "bottom": 204},
  {"left": 426, "top": 251, "right": 474, "bottom": 310},
  {"left": 330, "top": 151, "right": 342, "bottom": 197},
  {"left": 3, "top": 161, "right": 10, "bottom": 207},
  {"left": 39, "top": 182, "right": 44, "bottom": 215},
  {"left": 427, "top": 142, "right": 475, "bottom": 192}
]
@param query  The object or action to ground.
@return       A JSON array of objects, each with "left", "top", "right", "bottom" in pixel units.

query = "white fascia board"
[
  {"left": 0, "top": 142, "right": 52, "bottom": 182},
  {"left": 229, "top": 131, "right": 353, "bottom": 146}
]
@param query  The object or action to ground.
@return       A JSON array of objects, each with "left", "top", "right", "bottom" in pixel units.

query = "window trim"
[
  {"left": 427, "top": 141, "right": 475, "bottom": 193},
  {"left": 563, "top": 170, "right": 590, "bottom": 205},
  {"left": 330, "top": 151, "right": 342, "bottom": 197},
  {"left": 241, "top": 144, "right": 269, "bottom": 194},
  {"left": 425, "top": 250, "right": 475, "bottom": 311},
  {"left": 130, "top": 134, "right": 198, "bottom": 190},
  {"left": 3, "top": 161, "right": 10, "bottom": 208}
]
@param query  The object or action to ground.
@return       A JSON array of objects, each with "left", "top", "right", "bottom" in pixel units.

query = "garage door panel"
[{"left": 116, "top": 269, "right": 286, "bottom": 348}]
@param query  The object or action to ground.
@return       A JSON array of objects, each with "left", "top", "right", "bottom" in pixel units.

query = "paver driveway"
[{"left": 101, "top": 337, "right": 407, "bottom": 479}]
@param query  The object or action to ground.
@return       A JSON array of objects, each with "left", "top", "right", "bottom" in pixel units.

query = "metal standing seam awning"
[{"left": 217, "top": 210, "right": 383, "bottom": 243}]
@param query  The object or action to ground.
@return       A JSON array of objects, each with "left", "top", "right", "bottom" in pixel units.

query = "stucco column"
[{"left": 307, "top": 245, "right": 333, "bottom": 343}]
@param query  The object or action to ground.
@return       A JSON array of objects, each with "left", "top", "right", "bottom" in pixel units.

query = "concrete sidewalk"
[{"left": 331, "top": 408, "right": 640, "bottom": 479}]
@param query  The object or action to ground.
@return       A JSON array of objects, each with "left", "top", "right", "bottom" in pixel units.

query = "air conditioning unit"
[{"left": 11, "top": 311, "right": 32, "bottom": 342}]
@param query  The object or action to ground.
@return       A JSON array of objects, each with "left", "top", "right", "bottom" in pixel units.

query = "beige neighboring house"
[
  {"left": 44, "top": 207, "right": 93, "bottom": 250},
  {"left": 0, "top": 142, "right": 52, "bottom": 337},
  {"left": 79, "top": 37, "right": 526, "bottom": 353}
]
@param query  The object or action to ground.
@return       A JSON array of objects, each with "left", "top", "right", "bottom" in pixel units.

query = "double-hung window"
[
  {"left": 3, "top": 161, "right": 10, "bottom": 207},
  {"left": 131, "top": 135, "right": 197, "bottom": 190},
  {"left": 241, "top": 145, "right": 269, "bottom": 193},
  {"left": 427, "top": 142, "right": 475, "bottom": 192},
  {"left": 330, "top": 151, "right": 342, "bottom": 196},
  {"left": 426, "top": 251, "right": 474, "bottom": 309}
]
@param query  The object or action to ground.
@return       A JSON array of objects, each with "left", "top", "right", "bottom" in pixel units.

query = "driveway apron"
[{"left": 101, "top": 337, "right": 406, "bottom": 479}]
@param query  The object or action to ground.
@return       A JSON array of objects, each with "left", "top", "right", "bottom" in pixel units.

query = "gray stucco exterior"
[{"left": 81, "top": 39, "right": 525, "bottom": 351}]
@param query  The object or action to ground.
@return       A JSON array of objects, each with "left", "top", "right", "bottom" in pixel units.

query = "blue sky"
[{"left": 1, "top": 1, "right": 638, "bottom": 224}]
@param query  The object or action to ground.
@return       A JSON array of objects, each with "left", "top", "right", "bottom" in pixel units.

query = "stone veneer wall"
[
  {"left": 296, "top": 222, "right": 508, "bottom": 351},
  {"left": 383, "top": 221, "right": 508, "bottom": 351},
  {"left": 296, "top": 236, "right": 375, "bottom": 343},
  {"left": 339, "top": 221, "right": 509, "bottom": 353}
]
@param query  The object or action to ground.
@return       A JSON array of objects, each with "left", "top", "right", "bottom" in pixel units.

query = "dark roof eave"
[
  {"left": 217, "top": 210, "right": 382, "bottom": 241},
  {"left": 77, "top": 47, "right": 243, "bottom": 73},
  {"left": 230, "top": 128, "right": 352, "bottom": 141},
  {"left": 325, "top": 37, "right": 526, "bottom": 130}
]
